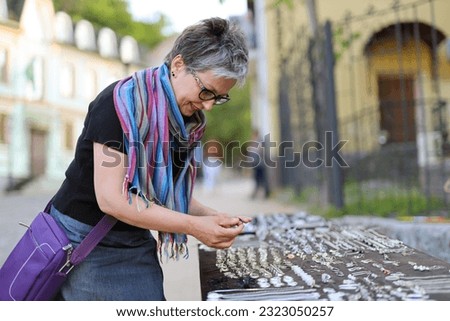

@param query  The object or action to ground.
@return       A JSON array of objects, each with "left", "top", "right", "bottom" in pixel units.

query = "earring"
[{"left": 171, "top": 71, "right": 175, "bottom": 77}]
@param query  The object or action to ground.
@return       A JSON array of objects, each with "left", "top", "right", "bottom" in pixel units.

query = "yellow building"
[{"left": 251, "top": 0, "right": 450, "bottom": 207}]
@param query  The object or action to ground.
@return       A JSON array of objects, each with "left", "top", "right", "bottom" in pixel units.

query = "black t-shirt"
[{"left": 53, "top": 81, "right": 188, "bottom": 231}]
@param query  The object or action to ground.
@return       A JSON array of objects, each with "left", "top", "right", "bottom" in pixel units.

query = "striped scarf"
[{"left": 113, "top": 64, "right": 206, "bottom": 260}]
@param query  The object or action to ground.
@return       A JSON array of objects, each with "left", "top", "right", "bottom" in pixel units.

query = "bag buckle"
[
  {"left": 58, "top": 260, "right": 75, "bottom": 274},
  {"left": 59, "top": 244, "right": 74, "bottom": 274}
]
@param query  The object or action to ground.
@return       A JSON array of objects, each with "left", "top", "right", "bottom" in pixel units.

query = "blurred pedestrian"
[
  {"left": 202, "top": 140, "right": 223, "bottom": 194},
  {"left": 202, "top": 157, "right": 222, "bottom": 194},
  {"left": 250, "top": 129, "right": 270, "bottom": 199}
]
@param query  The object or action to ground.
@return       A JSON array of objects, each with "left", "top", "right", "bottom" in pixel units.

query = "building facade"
[{"left": 0, "top": 0, "right": 144, "bottom": 191}]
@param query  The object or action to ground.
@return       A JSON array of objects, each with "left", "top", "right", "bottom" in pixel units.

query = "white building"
[{"left": 0, "top": 0, "right": 145, "bottom": 191}]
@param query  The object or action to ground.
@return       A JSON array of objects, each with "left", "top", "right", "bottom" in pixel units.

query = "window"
[
  {"left": 60, "top": 63, "right": 75, "bottom": 98},
  {"left": 25, "top": 56, "right": 44, "bottom": 100},
  {"left": 64, "top": 121, "right": 74, "bottom": 150},
  {"left": 82, "top": 69, "right": 97, "bottom": 101},
  {"left": 0, "top": 48, "right": 8, "bottom": 83},
  {"left": 0, "top": 114, "right": 7, "bottom": 144}
]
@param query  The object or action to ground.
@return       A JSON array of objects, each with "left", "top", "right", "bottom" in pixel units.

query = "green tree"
[
  {"left": 52, "top": 0, "right": 169, "bottom": 49},
  {"left": 202, "top": 82, "right": 252, "bottom": 166}
]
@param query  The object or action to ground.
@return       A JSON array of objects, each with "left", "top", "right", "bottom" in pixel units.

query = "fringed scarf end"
[
  {"left": 157, "top": 232, "right": 189, "bottom": 262},
  {"left": 122, "top": 174, "right": 130, "bottom": 199},
  {"left": 135, "top": 190, "right": 150, "bottom": 211},
  {"left": 124, "top": 179, "right": 151, "bottom": 210}
]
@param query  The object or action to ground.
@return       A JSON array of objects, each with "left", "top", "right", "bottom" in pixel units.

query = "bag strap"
[
  {"left": 70, "top": 215, "right": 117, "bottom": 265},
  {"left": 46, "top": 198, "right": 117, "bottom": 266},
  {"left": 44, "top": 200, "right": 53, "bottom": 213}
]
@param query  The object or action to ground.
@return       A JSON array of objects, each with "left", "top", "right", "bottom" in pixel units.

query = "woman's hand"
[
  {"left": 236, "top": 215, "right": 253, "bottom": 224},
  {"left": 188, "top": 215, "right": 247, "bottom": 249}
]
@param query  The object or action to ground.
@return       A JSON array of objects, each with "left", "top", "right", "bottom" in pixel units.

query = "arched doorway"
[{"left": 364, "top": 22, "right": 446, "bottom": 144}]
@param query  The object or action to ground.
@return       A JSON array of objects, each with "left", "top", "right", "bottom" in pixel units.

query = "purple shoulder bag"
[{"left": 0, "top": 201, "right": 116, "bottom": 301}]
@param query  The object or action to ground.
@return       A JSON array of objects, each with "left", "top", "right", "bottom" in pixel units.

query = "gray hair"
[{"left": 165, "top": 17, "right": 249, "bottom": 86}]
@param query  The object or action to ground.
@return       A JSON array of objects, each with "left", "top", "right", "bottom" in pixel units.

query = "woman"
[{"left": 50, "top": 17, "right": 251, "bottom": 300}]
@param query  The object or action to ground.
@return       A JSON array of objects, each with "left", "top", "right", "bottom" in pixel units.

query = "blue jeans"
[{"left": 50, "top": 206, "right": 165, "bottom": 301}]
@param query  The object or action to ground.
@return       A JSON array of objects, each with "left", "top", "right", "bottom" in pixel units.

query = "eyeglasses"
[{"left": 191, "top": 71, "right": 230, "bottom": 105}]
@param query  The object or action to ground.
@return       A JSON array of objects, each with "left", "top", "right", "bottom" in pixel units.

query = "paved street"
[{"left": 0, "top": 170, "right": 302, "bottom": 301}]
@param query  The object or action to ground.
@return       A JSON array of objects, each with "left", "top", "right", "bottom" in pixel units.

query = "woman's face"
[{"left": 170, "top": 56, "right": 237, "bottom": 117}]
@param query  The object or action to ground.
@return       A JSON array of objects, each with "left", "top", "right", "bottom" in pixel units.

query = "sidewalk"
[{"left": 0, "top": 172, "right": 302, "bottom": 301}]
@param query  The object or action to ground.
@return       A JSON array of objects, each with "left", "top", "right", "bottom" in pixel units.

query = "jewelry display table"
[{"left": 199, "top": 212, "right": 450, "bottom": 301}]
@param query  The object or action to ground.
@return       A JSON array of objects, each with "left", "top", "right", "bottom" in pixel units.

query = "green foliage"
[
  {"left": 324, "top": 194, "right": 446, "bottom": 218},
  {"left": 128, "top": 19, "right": 169, "bottom": 49},
  {"left": 52, "top": 0, "right": 168, "bottom": 48},
  {"left": 202, "top": 82, "right": 252, "bottom": 166},
  {"left": 322, "top": 182, "right": 446, "bottom": 218},
  {"left": 333, "top": 26, "right": 361, "bottom": 61},
  {"left": 270, "top": 0, "right": 295, "bottom": 9}
]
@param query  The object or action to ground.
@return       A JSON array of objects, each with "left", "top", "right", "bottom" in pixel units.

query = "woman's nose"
[{"left": 202, "top": 100, "right": 215, "bottom": 111}]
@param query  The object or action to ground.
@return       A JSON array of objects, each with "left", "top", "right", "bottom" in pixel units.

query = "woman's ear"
[{"left": 171, "top": 55, "right": 185, "bottom": 74}]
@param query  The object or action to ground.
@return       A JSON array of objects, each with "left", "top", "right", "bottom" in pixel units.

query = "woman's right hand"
[{"left": 189, "top": 215, "right": 244, "bottom": 249}]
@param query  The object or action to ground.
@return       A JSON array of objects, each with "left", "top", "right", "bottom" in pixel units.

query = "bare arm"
[
  {"left": 189, "top": 198, "right": 218, "bottom": 216},
  {"left": 93, "top": 142, "right": 244, "bottom": 249},
  {"left": 189, "top": 197, "right": 253, "bottom": 224}
]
